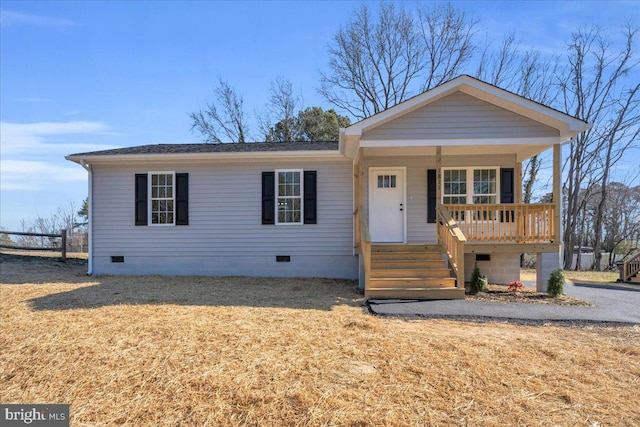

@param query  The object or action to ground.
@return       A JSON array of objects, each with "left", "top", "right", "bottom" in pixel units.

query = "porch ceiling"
[{"left": 360, "top": 144, "right": 552, "bottom": 161}]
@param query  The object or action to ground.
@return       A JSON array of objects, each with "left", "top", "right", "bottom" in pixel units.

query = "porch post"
[
  {"left": 359, "top": 162, "right": 365, "bottom": 213},
  {"left": 536, "top": 143, "right": 563, "bottom": 292},
  {"left": 436, "top": 146, "right": 442, "bottom": 245},
  {"left": 553, "top": 144, "right": 561, "bottom": 243},
  {"left": 515, "top": 161, "right": 523, "bottom": 204},
  {"left": 353, "top": 162, "right": 359, "bottom": 251}
]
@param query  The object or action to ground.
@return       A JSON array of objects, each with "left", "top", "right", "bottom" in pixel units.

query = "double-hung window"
[
  {"left": 261, "top": 170, "right": 316, "bottom": 225},
  {"left": 135, "top": 172, "right": 188, "bottom": 226},
  {"left": 442, "top": 167, "right": 498, "bottom": 220},
  {"left": 472, "top": 169, "right": 497, "bottom": 204},
  {"left": 276, "top": 169, "right": 303, "bottom": 224},
  {"left": 150, "top": 172, "right": 175, "bottom": 225},
  {"left": 443, "top": 169, "right": 468, "bottom": 205},
  {"left": 442, "top": 168, "right": 498, "bottom": 204}
]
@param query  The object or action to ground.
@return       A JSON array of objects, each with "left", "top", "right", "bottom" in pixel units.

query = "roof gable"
[
  {"left": 344, "top": 75, "right": 589, "bottom": 141},
  {"left": 362, "top": 91, "right": 559, "bottom": 141}
]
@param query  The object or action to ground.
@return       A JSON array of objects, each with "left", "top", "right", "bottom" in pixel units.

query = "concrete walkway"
[{"left": 367, "top": 281, "right": 640, "bottom": 324}]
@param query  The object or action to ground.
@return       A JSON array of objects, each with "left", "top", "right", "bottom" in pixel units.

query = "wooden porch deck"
[{"left": 357, "top": 203, "right": 561, "bottom": 300}]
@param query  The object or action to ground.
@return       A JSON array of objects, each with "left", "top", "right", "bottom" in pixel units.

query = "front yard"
[{"left": 1, "top": 253, "right": 639, "bottom": 426}]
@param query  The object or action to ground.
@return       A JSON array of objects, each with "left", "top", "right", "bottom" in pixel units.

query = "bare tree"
[
  {"left": 17, "top": 200, "right": 88, "bottom": 252},
  {"left": 476, "top": 33, "right": 562, "bottom": 204},
  {"left": 259, "top": 76, "right": 302, "bottom": 142},
  {"left": 591, "top": 83, "right": 639, "bottom": 269},
  {"left": 602, "top": 182, "right": 640, "bottom": 268},
  {"left": 319, "top": 2, "right": 424, "bottom": 119},
  {"left": 560, "top": 24, "right": 639, "bottom": 269},
  {"left": 190, "top": 77, "right": 250, "bottom": 143},
  {"left": 417, "top": 2, "right": 478, "bottom": 91},
  {"left": 476, "top": 33, "right": 514, "bottom": 86},
  {"left": 522, "top": 155, "right": 541, "bottom": 203}
]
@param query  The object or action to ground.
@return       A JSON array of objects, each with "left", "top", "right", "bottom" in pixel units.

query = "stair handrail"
[
  {"left": 620, "top": 251, "right": 640, "bottom": 282},
  {"left": 356, "top": 202, "right": 372, "bottom": 292},
  {"left": 437, "top": 205, "right": 466, "bottom": 288}
]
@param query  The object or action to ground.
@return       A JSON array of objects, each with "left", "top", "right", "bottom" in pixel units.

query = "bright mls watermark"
[{"left": 1, "top": 405, "right": 69, "bottom": 426}]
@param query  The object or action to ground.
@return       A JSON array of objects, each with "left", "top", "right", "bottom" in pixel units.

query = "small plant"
[
  {"left": 470, "top": 263, "right": 485, "bottom": 294},
  {"left": 508, "top": 280, "right": 525, "bottom": 292},
  {"left": 547, "top": 269, "right": 564, "bottom": 297}
]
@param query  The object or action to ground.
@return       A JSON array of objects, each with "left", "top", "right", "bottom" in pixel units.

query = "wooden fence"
[{"left": 0, "top": 229, "right": 67, "bottom": 261}]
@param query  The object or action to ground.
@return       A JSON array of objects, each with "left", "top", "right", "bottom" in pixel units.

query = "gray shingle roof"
[{"left": 69, "top": 141, "right": 339, "bottom": 157}]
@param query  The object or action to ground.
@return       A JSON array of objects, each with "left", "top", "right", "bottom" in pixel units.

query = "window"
[
  {"left": 442, "top": 168, "right": 499, "bottom": 205},
  {"left": 262, "top": 170, "right": 316, "bottom": 225},
  {"left": 473, "top": 169, "right": 497, "bottom": 204},
  {"left": 443, "top": 169, "right": 467, "bottom": 204},
  {"left": 150, "top": 172, "right": 175, "bottom": 225},
  {"left": 377, "top": 174, "right": 396, "bottom": 188},
  {"left": 135, "top": 172, "right": 188, "bottom": 226},
  {"left": 276, "top": 170, "right": 303, "bottom": 224}
]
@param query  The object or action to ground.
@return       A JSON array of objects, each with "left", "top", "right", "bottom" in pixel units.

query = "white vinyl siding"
[
  {"left": 90, "top": 159, "right": 357, "bottom": 277},
  {"left": 362, "top": 155, "right": 514, "bottom": 244},
  {"left": 362, "top": 91, "right": 560, "bottom": 140}
]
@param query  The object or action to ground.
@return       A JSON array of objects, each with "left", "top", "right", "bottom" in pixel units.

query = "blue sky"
[{"left": 0, "top": 1, "right": 637, "bottom": 231}]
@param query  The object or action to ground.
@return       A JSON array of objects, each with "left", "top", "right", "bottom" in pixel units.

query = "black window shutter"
[
  {"left": 500, "top": 168, "right": 515, "bottom": 203},
  {"left": 175, "top": 173, "right": 189, "bottom": 225},
  {"left": 135, "top": 173, "right": 148, "bottom": 226},
  {"left": 304, "top": 171, "right": 317, "bottom": 224},
  {"left": 262, "top": 172, "right": 275, "bottom": 225},
  {"left": 500, "top": 168, "right": 515, "bottom": 223},
  {"left": 427, "top": 169, "right": 437, "bottom": 223}
]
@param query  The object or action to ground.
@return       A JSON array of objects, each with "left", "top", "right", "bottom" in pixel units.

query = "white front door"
[{"left": 369, "top": 167, "right": 406, "bottom": 243}]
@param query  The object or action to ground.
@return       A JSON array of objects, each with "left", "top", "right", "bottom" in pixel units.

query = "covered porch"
[
  {"left": 341, "top": 75, "right": 588, "bottom": 299},
  {"left": 352, "top": 143, "right": 562, "bottom": 299}
]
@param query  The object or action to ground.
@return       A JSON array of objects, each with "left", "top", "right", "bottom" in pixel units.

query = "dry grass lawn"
[
  {"left": 521, "top": 268, "right": 620, "bottom": 284},
  {"left": 1, "top": 253, "right": 639, "bottom": 426}
]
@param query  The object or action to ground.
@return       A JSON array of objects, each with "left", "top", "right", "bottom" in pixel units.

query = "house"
[{"left": 66, "top": 75, "right": 590, "bottom": 299}]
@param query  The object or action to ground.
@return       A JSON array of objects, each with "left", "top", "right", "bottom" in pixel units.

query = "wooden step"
[
  {"left": 369, "top": 277, "right": 457, "bottom": 288},
  {"left": 372, "top": 244, "right": 442, "bottom": 253},
  {"left": 372, "top": 259, "right": 447, "bottom": 269},
  {"left": 365, "top": 287, "right": 465, "bottom": 300},
  {"left": 629, "top": 275, "right": 640, "bottom": 283},
  {"left": 372, "top": 252, "right": 443, "bottom": 261},
  {"left": 371, "top": 268, "right": 452, "bottom": 278}
]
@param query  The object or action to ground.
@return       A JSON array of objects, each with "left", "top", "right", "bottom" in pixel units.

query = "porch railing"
[
  {"left": 437, "top": 206, "right": 466, "bottom": 287},
  {"left": 444, "top": 203, "right": 556, "bottom": 243},
  {"left": 618, "top": 252, "right": 640, "bottom": 282},
  {"left": 354, "top": 205, "right": 371, "bottom": 291}
]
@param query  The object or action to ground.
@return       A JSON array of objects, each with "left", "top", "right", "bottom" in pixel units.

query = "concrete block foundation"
[
  {"left": 464, "top": 253, "right": 520, "bottom": 285},
  {"left": 536, "top": 252, "right": 561, "bottom": 292}
]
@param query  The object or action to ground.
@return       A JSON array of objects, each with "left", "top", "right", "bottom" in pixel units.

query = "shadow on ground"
[
  {"left": 2, "top": 253, "right": 363, "bottom": 312},
  {"left": 26, "top": 276, "right": 362, "bottom": 312},
  {"left": 1, "top": 253, "right": 90, "bottom": 285}
]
